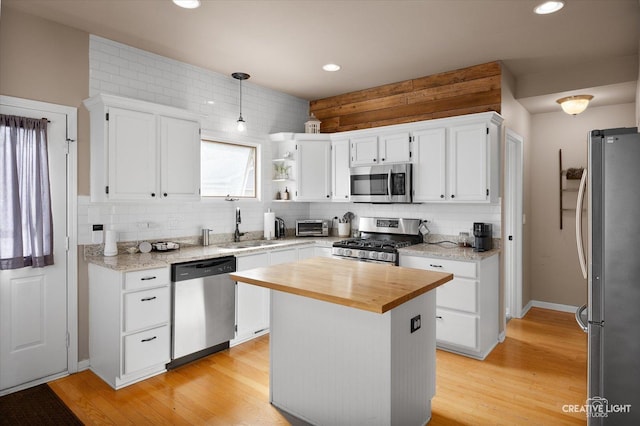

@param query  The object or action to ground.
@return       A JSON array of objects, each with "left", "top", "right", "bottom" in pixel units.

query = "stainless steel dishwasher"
[{"left": 167, "top": 256, "right": 236, "bottom": 369}]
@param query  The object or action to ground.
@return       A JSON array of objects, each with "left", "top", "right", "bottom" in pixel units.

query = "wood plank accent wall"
[{"left": 309, "top": 61, "right": 502, "bottom": 133}]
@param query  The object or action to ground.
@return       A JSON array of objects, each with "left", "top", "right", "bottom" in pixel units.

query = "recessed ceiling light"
[
  {"left": 534, "top": 1, "right": 565, "bottom": 15},
  {"left": 322, "top": 63, "right": 341, "bottom": 72},
  {"left": 206, "top": 100, "right": 215, "bottom": 105},
  {"left": 172, "top": 0, "right": 201, "bottom": 9}
]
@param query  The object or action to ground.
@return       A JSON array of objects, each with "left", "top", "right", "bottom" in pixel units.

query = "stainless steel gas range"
[{"left": 331, "top": 217, "right": 424, "bottom": 265}]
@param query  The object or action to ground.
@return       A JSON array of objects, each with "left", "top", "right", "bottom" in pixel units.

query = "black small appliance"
[{"left": 473, "top": 222, "right": 492, "bottom": 252}]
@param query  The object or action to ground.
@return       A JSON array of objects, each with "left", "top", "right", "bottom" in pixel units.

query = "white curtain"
[{"left": 0, "top": 114, "right": 54, "bottom": 269}]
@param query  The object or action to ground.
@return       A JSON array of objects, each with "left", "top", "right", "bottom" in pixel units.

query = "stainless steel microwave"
[
  {"left": 350, "top": 163, "right": 412, "bottom": 203},
  {"left": 295, "top": 219, "right": 330, "bottom": 237}
]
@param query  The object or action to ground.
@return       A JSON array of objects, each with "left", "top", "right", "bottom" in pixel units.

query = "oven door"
[{"left": 350, "top": 164, "right": 411, "bottom": 203}]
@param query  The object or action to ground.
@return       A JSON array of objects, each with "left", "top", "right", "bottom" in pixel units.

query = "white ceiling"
[{"left": 4, "top": 0, "right": 639, "bottom": 113}]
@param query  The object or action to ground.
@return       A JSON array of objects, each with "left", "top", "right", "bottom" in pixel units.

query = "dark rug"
[{"left": 0, "top": 384, "right": 83, "bottom": 425}]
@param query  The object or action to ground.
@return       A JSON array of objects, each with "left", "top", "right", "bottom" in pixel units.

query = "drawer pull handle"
[
  {"left": 140, "top": 276, "right": 157, "bottom": 281},
  {"left": 141, "top": 336, "right": 157, "bottom": 343},
  {"left": 429, "top": 264, "right": 443, "bottom": 268},
  {"left": 141, "top": 296, "right": 157, "bottom": 302},
  {"left": 436, "top": 315, "right": 443, "bottom": 319}
]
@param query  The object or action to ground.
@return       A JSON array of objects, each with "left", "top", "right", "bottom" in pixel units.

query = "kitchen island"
[{"left": 231, "top": 257, "right": 452, "bottom": 426}]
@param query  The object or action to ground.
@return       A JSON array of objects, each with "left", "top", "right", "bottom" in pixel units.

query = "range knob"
[
  {"left": 359, "top": 251, "right": 367, "bottom": 258},
  {"left": 369, "top": 251, "right": 378, "bottom": 260},
  {"left": 378, "top": 252, "right": 388, "bottom": 261},
  {"left": 344, "top": 249, "right": 352, "bottom": 256},
  {"left": 337, "top": 248, "right": 344, "bottom": 256}
]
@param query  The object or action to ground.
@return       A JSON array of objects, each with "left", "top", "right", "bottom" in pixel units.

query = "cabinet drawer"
[
  {"left": 123, "top": 325, "right": 170, "bottom": 375},
  {"left": 402, "top": 256, "right": 476, "bottom": 278},
  {"left": 124, "top": 267, "right": 170, "bottom": 291},
  {"left": 436, "top": 309, "right": 478, "bottom": 349},
  {"left": 123, "top": 286, "right": 170, "bottom": 332},
  {"left": 436, "top": 277, "right": 478, "bottom": 313}
]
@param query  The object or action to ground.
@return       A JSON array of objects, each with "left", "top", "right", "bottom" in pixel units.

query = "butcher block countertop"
[{"left": 230, "top": 257, "right": 453, "bottom": 314}]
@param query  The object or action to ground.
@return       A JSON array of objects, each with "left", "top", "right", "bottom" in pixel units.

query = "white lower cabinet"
[
  {"left": 399, "top": 253, "right": 499, "bottom": 359},
  {"left": 232, "top": 252, "right": 270, "bottom": 346},
  {"left": 232, "top": 245, "right": 332, "bottom": 346},
  {"left": 88, "top": 264, "right": 171, "bottom": 389},
  {"left": 232, "top": 247, "right": 300, "bottom": 346}
]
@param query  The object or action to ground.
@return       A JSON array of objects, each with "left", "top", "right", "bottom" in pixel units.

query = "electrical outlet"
[
  {"left": 92, "top": 224, "right": 104, "bottom": 244},
  {"left": 410, "top": 315, "right": 421, "bottom": 333}
]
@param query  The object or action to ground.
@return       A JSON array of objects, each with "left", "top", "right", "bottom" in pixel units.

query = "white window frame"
[{"left": 200, "top": 129, "right": 262, "bottom": 202}]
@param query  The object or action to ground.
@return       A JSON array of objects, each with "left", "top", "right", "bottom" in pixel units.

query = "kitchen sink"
[{"left": 215, "top": 240, "right": 283, "bottom": 249}]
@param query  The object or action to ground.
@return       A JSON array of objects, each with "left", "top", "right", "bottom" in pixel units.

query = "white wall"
[
  {"left": 78, "top": 36, "right": 311, "bottom": 244},
  {"left": 530, "top": 103, "right": 636, "bottom": 306}
]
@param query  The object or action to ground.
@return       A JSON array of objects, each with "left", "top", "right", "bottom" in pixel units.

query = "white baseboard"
[
  {"left": 527, "top": 300, "right": 578, "bottom": 314},
  {"left": 521, "top": 300, "right": 533, "bottom": 317},
  {"left": 77, "top": 359, "right": 91, "bottom": 372},
  {"left": 498, "top": 330, "right": 506, "bottom": 343}
]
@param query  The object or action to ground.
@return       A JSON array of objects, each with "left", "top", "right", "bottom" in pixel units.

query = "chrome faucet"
[{"left": 234, "top": 207, "right": 244, "bottom": 242}]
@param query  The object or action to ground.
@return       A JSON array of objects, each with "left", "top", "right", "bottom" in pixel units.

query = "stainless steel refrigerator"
[{"left": 575, "top": 127, "right": 640, "bottom": 425}]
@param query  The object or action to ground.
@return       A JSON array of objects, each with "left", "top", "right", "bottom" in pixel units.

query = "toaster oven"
[{"left": 295, "top": 219, "right": 329, "bottom": 237}]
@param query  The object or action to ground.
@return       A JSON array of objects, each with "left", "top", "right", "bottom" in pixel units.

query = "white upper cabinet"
[
  {"left": 84, "top": 93, "right": 201, "bottom": 202},
  {"left": 412, "top": 112, "right": 501, "bottom": 204},
  {"left": 350, "top": 135, "right": 379, "bottom": 166},
  {"left": 350, "top": 132, "right": 411, "bottom": 166},
  {"left": 379, "top": 131, "right": 411, "bottom": 164},
  {"left": 296, "top": 138, "right": 332, "bottom": 201},
  {"left": 448, "top": 123, "right": 489, "bottom": 202},
  {"left": 331, "top": 138, "right": 350, "bottom": 201},
  {"left": 106, "top": 107, "right": 158, "bottom": 200},
  {"left": 159, "top": 116, "right": 201, "bottom": 200},
  {"left": 412, "top": 128, "right": 447, "bottom": 202}
]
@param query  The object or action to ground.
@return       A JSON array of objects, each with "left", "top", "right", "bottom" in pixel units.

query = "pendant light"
[{"left": 232, "top": 72, "right": 250, "bottom": 132}]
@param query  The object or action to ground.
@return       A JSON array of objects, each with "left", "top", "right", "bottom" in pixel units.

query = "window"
[{"left": 201, "top": 139, "right": 256, "bottom": 198}]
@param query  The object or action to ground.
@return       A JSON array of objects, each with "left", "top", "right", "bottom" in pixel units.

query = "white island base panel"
[{"left": 269, "top": 289, "right": 436, "bottom": 426}]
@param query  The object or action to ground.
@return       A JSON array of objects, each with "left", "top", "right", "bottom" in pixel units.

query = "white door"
[
  {"left": 0, "top": 97, "right": 77, "bottom": 394},
  {"left": 504, "top": 129, "right": 524, "bottom": 320}
]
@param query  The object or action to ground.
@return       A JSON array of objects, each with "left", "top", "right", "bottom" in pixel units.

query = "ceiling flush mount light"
[
  {"left": 534, "top": 1, "right": 565, "bottom": 15},
  {"left": 556, "top": 95, "right": 594, "bottom": 115},
  {"left": 172, "top": 0, "right": 201, "bottom": 9},
  {"left": 322, "top": 63, "right": 341, "bottom": 72},
  {"left": 232, "top": 72, "right": 250, "bottom": 132}
]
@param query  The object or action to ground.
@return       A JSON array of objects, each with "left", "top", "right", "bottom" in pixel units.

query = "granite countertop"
[
  {"left": 399, "top": 242, "right": 500, "bottom": 261},
  {"left": 85, "top": 237, "right": 343, "bottom": 272},
  {"left": 231, "top": 257, "right": 453, "bottom": 314}
]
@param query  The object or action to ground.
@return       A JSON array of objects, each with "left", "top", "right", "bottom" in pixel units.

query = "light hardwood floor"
[{"left": 50, "top": 307, "right": 587, "bottom": 425}]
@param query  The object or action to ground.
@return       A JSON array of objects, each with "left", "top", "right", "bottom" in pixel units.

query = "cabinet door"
[
  {"left": 332, "top": 138, "right": 350, "bottom": 201},
  {"left": 379, "top": 132, "right": 410, "bottom": 164},
  {"left": 270, "top": 248, "right": 297, "bottom": 265},
  {"left": 412, "top": 128, "right": 447, "bottom": 202},
  {"left": 296, "top": 139, "right": 331, "bottom": 201},
  {"left": 297, "top": 246, "right": 317, "bottom": 260},
  {"left": 159, "top": 116, "right": 201, "bottom": 200},
  {"left": 350, "top": 135, "right": 378, "bottom": 166},
  {"left": 233, "top": 253, "right": 270, "bottom": 345},
  {"left": 448, "top": 123, "right": 488, "bottom": 202},
  {"left": 107, "top": 107, "right": 157, "bottom": 200}
]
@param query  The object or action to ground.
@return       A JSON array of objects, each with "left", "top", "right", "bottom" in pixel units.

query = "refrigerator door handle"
[
  {"left": 575, "top": 168, "right": 588, "bottom": 279},
  {"left": 575, "top": 304, "right": 588, "bottom": 333}
]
